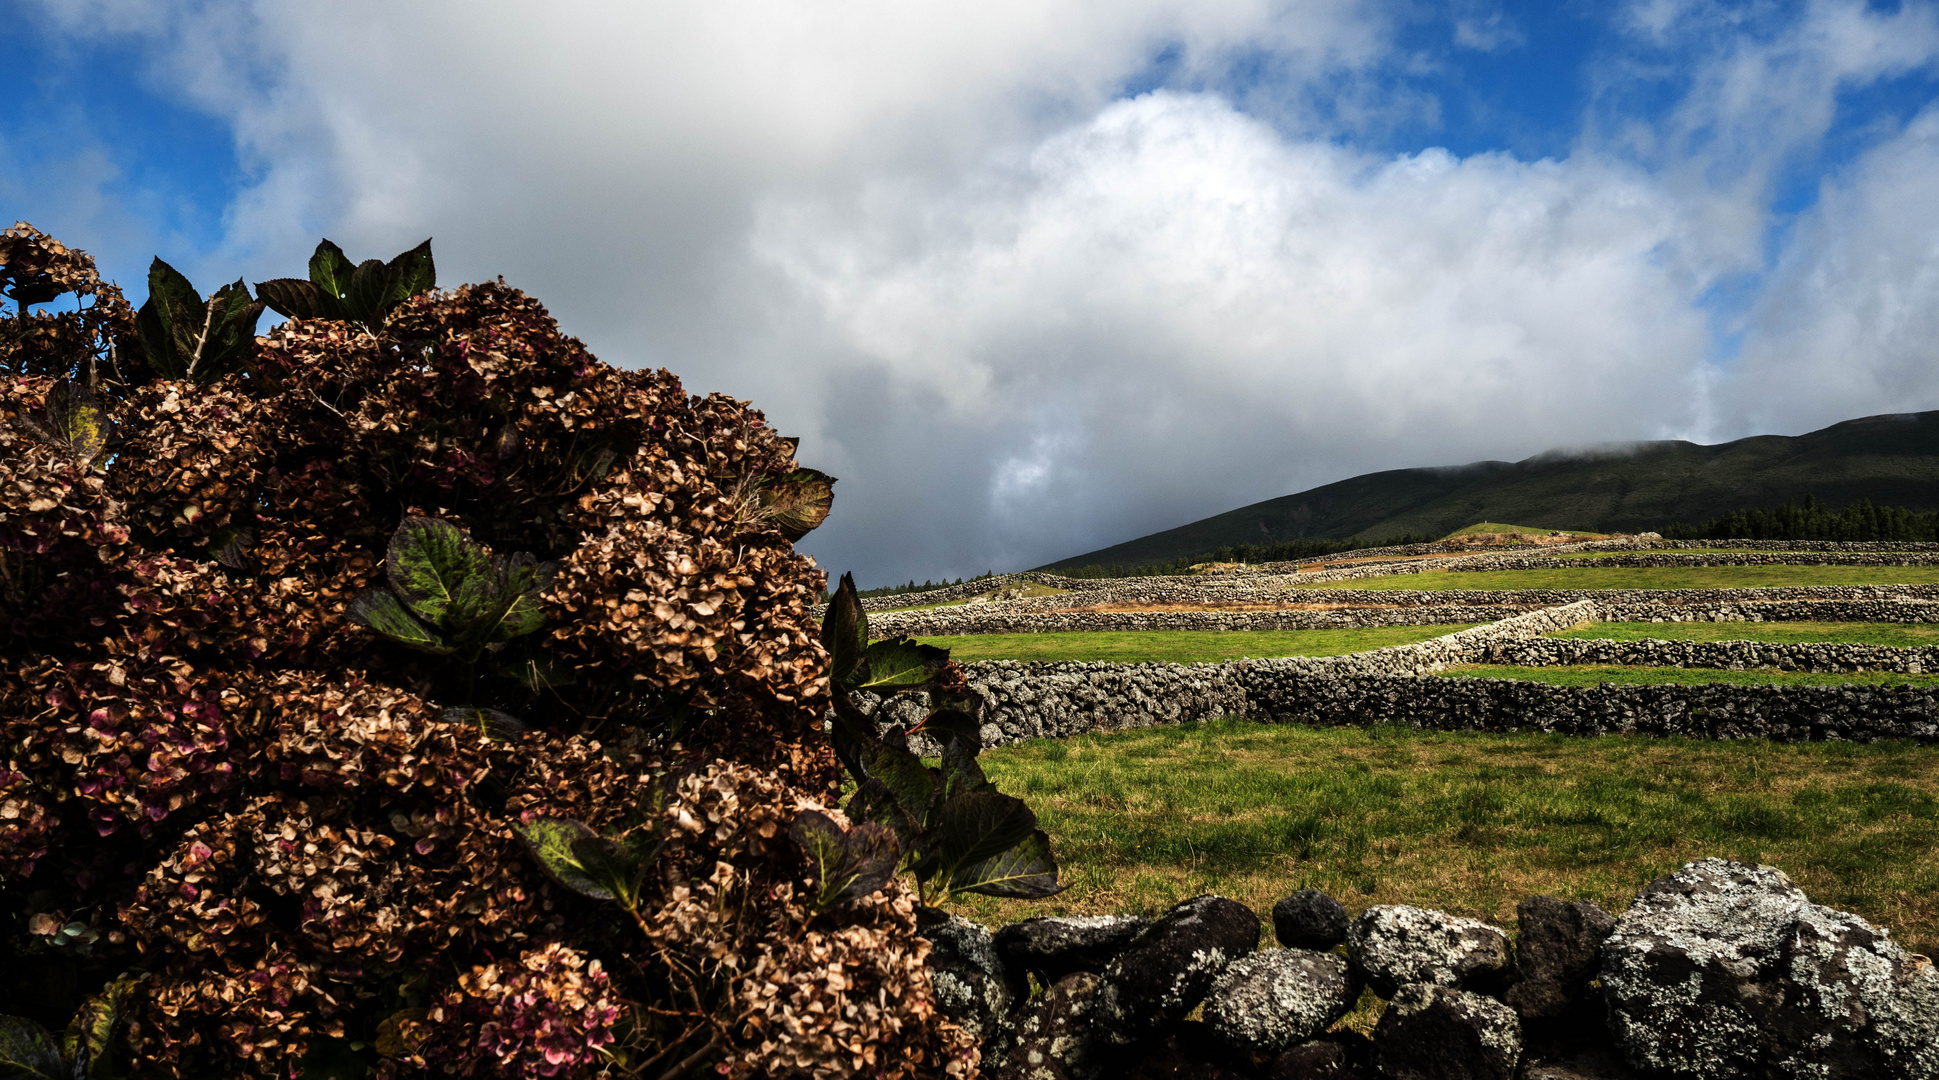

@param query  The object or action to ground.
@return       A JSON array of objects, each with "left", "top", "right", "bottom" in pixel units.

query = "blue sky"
[{"left": 6, "top": 0, "right": 1939, "bottom": 585}]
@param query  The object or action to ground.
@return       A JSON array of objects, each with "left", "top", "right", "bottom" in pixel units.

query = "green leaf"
[
  {"left": 386, "top": 239, "right": 436, "bottom": 303},
  {"left": 207, "top": 526, "right": 256, "bottom": 570},
  {"left": 937, "top": 790, "right": 1037, "bottom": 871},
  {"left": 568, "top": 835, "right": 641, "bottom": 908},
  {"left": 438, "top": 706, "right": 526, "bottom": 741},
  {"left": 828, "top": 701, "right": 875, "bottom": 785},
  {"left": 949, "top": 828, "right": 1063, "bottom": 899},
  {"left": 844, "top": 778, "right": 920, "bottom": 851},
  {"left": 620, "top": 823, "right": 669, "bottom": 875},
  {"left": 790, "top": 811, "right": 900, "bottom": 913},
  {"left": 0, "top": 1015, "right": 63, "bottom": 1080},
  {"left": 440, "top": 572, "right": 505, "bottom": 642},
  {"left": 483, "top": 554, "right": 557, "bottom": 643},
  {"left": 822, "top": 573, "right": 868, "bottom": 690},
  {"left": 936, "top": 734, "right": 994, "bottom": 813},
  {"left": 196, "top": 279, "right": 263, "bottom": 381},
  {"left": 844, "top": 720, "right": 936, "bottom": 822},
  {"left": 346, "top": 588, "right": 452, "bottom": 654},
  {"left": 136, "top": 258, "right": 203, "bottom": 380},
  {"left": 913, "top": 708, "right": 981, "bottom": 754},
  {"left": 760, "top": 468, "right": 836, "bottom": 542},
  {"left": 255, "top": 278, "right": 347, "bottom": 321},
  {"left": 512, "top": 817, "right": 616, "bottom": 902},
  {"left": 62, "top": 975, "right": 139, "bottom": 1080},
  {"left": 309, "top": 239, "right": 355, "bottom": 299},
  {"left": 344, "top": 258, "right": 395, "bottom": 326},
  {"left": 386, "top": 517, "right": 492, "bottom": 626},
  {"left": 40, "top": 381, "right": 112, "bottom": 466},
  {"left": 857, "top": 638, "right": 950, "bottom": 691}
]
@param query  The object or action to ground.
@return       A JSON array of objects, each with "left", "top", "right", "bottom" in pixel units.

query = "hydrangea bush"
[{"left": 0, "top": 222, "right": 979, "bottom": 1079}]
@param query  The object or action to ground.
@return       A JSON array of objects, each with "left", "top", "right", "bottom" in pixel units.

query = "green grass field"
[
  {"left": 1437, "top": 663, "right": 1939, "bottom": 688},
  {"left": 1555, "top": 620, "right": 1939, "bottom": 647},
  {"left": 916, "top": 625, "right": 1481, "bottom": 663},
  {"left": 1305, "top": 565, "right": 1939, "bottom": 592},
  {"left": 942, "top": 720, "right": 1939, "bottom": 954}
]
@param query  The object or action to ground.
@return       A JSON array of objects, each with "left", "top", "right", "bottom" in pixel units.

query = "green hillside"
[{"left": 1046, "top": 411, "right": 1939, "bottom": 569}]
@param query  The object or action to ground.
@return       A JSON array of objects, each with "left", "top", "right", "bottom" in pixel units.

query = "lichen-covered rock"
[
  {"left": 1119, "top": 1020, "right": 1254, "bottom": 1080},
  {"left": 1093, "top": 895, "right": 1260, "bottom": 1047},
  {"left": 1269, "top": 1034, "right": 1375, "bottom": 1080},
  {"left": 1520, "top": 1046, "right": 1643, "bottom": 1080},
  {"left": 918, "top": 909, "right": 1023, "bottom": 1043},
  {"left": 1372, "top": 983, "right": 1522, "bottom": 1080},
  {"left": 988, "top": 972, "right": 1102, "bottom": 1080},
  {"left": 1274, "top": 889, "right": 1351, "bottom": 950},
  {"left": 1601, "top": 858, "right": 1939, "bottom": 1080},
  {"left": 1347, "top": 905, "right": 1512, "bottom": 998},
  {"left": 995, "top": 914, "right": 1151, "bottom": 983},
  {"left": 1506, "top": 896, "right": 1617, "bottom": 1021},
  {"left": 1202, "top": 947, "right": 1362, "bottom": 1055}
]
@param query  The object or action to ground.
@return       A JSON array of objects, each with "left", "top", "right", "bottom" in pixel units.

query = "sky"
[{"left": 5, "top": 1, "right": 1939, "bottom": 587}]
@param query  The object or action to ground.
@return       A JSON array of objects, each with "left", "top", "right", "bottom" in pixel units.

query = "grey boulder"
[
  {"left": 1202, "top": 947, "right": 1363, "bottom": 1055},
  {"left": 1274, "top": 889, "right": 1351, "bottom": 950},
  {"left": 988, "top": 972, "right": 1102, "bottom": 1080},
  {"left": 1506, "top": 895, "right": 1618, "bottom": 1021},
  {"left": 1093, "top": 894, "right": 1260, "bottom": 1047},
  {"left": 1347, "top": 905, "right": 1512, "bottom": 998},
  {"left": 1269, "top": 1036, "right": 1374, "bottom": 1080},
  {"left": 995, "top": 914, "right": 1151, "bottom": 983},
  {"left": 1601, "top": 858, "right": 1939, "bottom": 1080},
  {"left": 917, "top": 909, "right": 1022, "bottom": 1043},
  {"left": 1372, "top": 983, "right": 1523, "bottom": 1080}
]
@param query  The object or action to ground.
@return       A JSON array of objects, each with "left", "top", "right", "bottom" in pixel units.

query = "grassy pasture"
[
  {"left": 942, "top": 719, "right": 1939, "bottom": 956},
  {"left": 1554, "top": 620, "right": 1939, "bottom": 647},
  {"left": 1305, "top": 565, "right": 1939, "bottom": 592},
  {"left": 916, "top": 625, "right": 1482, "bottom": 664},
  {"left": 1438, "top": 664, "right": 1939, "bottom": 688}
]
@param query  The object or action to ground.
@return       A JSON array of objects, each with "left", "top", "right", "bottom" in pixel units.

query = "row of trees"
[{"left": 1661, "top": 496, "right": 1939, "bottom": 542}]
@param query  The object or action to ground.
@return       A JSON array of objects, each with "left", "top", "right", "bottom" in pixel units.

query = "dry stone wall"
[
  {"left": 868, "top": 604, "right": 1521, "bottom": 637},
  {"left": 898, "top": 599, "right": 1939, "bottom": 749},
  {"left": 871, "top": 592, "right": 1939, "bottom": 638},
  {"left": 953, "top": 659, "right": 1939, "bottom": 749},
  {"left": 1488, "top": 635, "right": 1939, "bottom": 674},
  {"left": 935, "top": 860, "right": 1939, "bottom": 1080}
]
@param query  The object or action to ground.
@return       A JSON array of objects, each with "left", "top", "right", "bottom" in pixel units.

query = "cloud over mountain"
[{"left": 9, "top": 0, "right": 1939, "bottom": 582}]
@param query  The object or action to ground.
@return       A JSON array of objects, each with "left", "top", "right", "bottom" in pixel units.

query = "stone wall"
[
  {"left": 1487, "top": 634, "right": 1939, "bottom": 674},
  {"left": 955, "top": 656, "right": 1939, "bottom": 749},
  {"left": 911, "top": 599, "right": 1939, "bottom": 749},
  {"left": 932, "top": 860, "right": 1939, "bottom": 1080},
  {"left": 867, "top": 604, "right": 1523, "bottom": 637},
  {"left": 870, "top": 592, "right": 1939, "bottom": 638}
]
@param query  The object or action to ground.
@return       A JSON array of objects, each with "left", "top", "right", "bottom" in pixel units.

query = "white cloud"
[
  {"left": 754, "top": 93, "right": 1715, "bottom": 568},
  {"left": 13, "top": 0, "right": 1939, "bottom": 581},
  {"left": 1452, "top": 5, "right": 1524, "bottom": 53},
  {"left": 1727, "top": 106, "right": 1939, "bottom": 432}
]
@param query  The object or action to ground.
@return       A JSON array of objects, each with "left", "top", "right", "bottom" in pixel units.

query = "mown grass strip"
[
  {"left": 1304, "top": 565, "right": 1939, "bottom": 592},
  {"left": 917, "top": 625, "right": 1482, "bottom": 664},
  {"left": 943, "top": 720, "right": 1939, "bottom": 954},
  {"left": 1555, "top": 620, "right": 1939, "bottom": 647},
  {"left": 1436, "top": 663, "right": 1939, "bottom": 688}
]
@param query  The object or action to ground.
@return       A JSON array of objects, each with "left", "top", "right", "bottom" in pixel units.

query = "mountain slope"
[{"left": 1046, "top": 411, "right": 1939, "bottom": 568}]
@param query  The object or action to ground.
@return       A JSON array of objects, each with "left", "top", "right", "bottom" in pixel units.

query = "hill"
[{"left": 1045, "top": 411, "right": 1939, "bottom": 569}]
